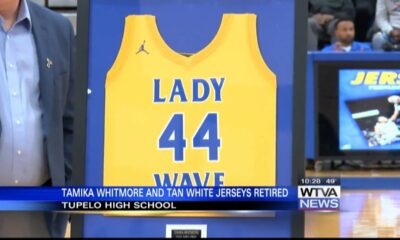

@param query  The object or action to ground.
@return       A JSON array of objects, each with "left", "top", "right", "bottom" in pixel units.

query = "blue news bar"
[{"left": 0, "top": 187, "right": 298, "bottom": 202}]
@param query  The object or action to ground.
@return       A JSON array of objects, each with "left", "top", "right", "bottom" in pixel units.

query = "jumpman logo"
[{"left": 136, "top": 40, "right": 149, "bottom": 55}]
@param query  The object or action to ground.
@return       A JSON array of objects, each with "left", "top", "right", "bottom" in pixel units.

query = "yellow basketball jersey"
[{"left": 103, "top": 14, "right": 276, "bottom": 187}]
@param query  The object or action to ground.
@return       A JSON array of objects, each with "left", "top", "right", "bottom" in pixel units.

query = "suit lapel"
[
  {"left": 29, "top": 1, "right": 55, "bottom": 137},
  {"left": 25, "top": 3, "right": 68, "bottom": 227}
]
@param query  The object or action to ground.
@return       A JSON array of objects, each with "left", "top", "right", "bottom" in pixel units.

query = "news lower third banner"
[{"left": 0, "top": 178, "right": 341, "bottom": 212}]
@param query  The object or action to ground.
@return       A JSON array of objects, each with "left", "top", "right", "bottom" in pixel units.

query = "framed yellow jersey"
[{"left": 103, "top": 14, "right": 276, "bottom": 187}]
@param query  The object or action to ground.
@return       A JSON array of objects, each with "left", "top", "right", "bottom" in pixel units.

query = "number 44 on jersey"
[{"left": 158, "top": 113, "right": 221, "bottom": 162}]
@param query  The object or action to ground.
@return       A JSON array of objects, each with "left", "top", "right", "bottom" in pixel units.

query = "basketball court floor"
[{"left": 305, "top": 170, "right": 400, "bottom": 238}]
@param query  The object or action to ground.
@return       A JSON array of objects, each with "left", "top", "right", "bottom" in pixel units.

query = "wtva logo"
[{"left": 298, "top": 186, "right": 341, "bottom": 210}]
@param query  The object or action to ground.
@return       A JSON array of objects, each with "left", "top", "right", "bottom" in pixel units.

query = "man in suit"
[{"left": 0, "top": 0, "right": 75, "bottom": 237}]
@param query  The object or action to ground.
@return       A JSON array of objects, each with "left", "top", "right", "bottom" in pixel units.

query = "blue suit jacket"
[{"left": 0, "top": 1, "right": 75, "bottom": 237}]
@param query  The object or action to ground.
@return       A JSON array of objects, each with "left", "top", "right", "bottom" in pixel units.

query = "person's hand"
[
  {"left": 334, "top": 42, "right": 345, "bottom": 52},
  {"left": 321, "top": 14, "right": 335, "bottom": 24},
  {"left": 390, "top": 29, "right": 400, "bottom": 42},
  {"left": 313, "top": 14, "right": 325, "bottom": 25},
  {"left": 388, "top": 95, "right": 400, "bottom": 104}
]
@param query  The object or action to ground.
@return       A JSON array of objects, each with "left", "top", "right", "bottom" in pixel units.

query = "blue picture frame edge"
[{"left": 71, "top": 0, "right": 307, "bottom": 237}]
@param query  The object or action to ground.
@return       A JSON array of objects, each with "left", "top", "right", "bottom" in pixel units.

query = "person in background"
[
  {"left": 374, "top": 100, "right": 400, "bottom": 146},
  {"left": 372, "top": 0, "right": 400, "bottom": 50},
  {"left": 321, "top": 19, "right": 372, "bottom": 52},
  {"left": 308, "top": 0, "right": 356, "bottom": 51},
  {"left": 0, "top": 0, "right": 75, "bottom": 237},
  {"left": 353, "top": 0, "right": 377, "bottom": 42}
]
